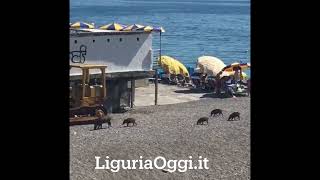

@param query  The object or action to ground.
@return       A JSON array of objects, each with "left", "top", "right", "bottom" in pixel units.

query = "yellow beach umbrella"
[
  {"left": 158, "top": 56, "right": 189, "bottom": 77},
  {"left": 221, "top": 71, "right": 248, "bottom": 80},
  {"left": 223, "top": 62, "right": 251, "bottom": 72},
  {"left": 217, "top": 62, "right": 250, "bottom": 79}
]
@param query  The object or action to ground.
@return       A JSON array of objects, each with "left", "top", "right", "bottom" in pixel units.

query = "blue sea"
[{"left": 70, "top": 0, "right": 250, "bottom": 75}]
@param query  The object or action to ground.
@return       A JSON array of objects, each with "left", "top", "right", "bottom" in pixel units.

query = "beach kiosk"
[{"left": 70, "top": 28, "right": 155, "bottom": 112}]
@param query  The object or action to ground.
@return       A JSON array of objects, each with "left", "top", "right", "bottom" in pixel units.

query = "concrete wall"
[
  {"left": 70, "top": 32, "right": 153, "bottom": 75},
  {"left": 135, "top": 78, "right": 149, "bottom": 87}
]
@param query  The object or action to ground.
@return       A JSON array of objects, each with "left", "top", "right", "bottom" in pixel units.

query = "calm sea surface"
[{"left": 70, "top": 0, "right": 250, "bottom": 75}]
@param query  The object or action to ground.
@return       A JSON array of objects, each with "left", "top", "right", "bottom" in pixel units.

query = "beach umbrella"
[
  {"left": 136, "top": 26, "right": 165, "bottom": 33},
  {"left": 139, "top": 25, "right": 153, "bottom": 32},
  {"left": 158, "top": 56, "right": 189, "bottom": 77},
  {"left": 196, "top": 56, "right": 226, "bottom": 76},
  {"left": 70, "top": 21, "right": 94, "bottom": 29},
  {"left": 137, "top": 26, "right": 165, "bottom": 32},
  {"left": 216, "top": 62, "right": 250, "bottom": 79},
  {"left": 153, "top": 26, "right": 165, "bottom": 33},
  {"left": 136, "top": 25, "right": 152, "bottom": 32},
  {"left": 220, "top": 71, "right": 248, "bottom": 80},
  {"left": 122, "top": 24, "right": 145, "bottom": 31},
  {"left": 99, "top": 22, "right": 126, "bottom": 31},
  {"left": 223, "top": 62, "right": 251, "bottom": 72}
]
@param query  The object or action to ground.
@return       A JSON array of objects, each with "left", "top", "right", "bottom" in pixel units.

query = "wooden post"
[
  {"left": 155, "top": 69, "right": 158, "bottom": 105},
  {"left": 128, "top": 81, "right": 131, "bottom": 108},
  {"left": 82, "top": 68, "right": 86, "bottom": 100},
  {"left": 155, "top": 31, "right": 162, "bottom": 105},
  {"left": 85, "top": 69, "right": 90, "bottom": 84},
  {"left": 131, "top": 79, "right": 135, "bottom": 108},
  {"left": 101, "top": 68, "right": 106, "bottom": 98}
]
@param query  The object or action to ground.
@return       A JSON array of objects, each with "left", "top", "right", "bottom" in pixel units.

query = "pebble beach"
[{"left": 70, "top": 85, "right": 250, "bottom": 180}]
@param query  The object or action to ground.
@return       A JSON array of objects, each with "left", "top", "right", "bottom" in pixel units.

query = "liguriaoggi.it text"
[{"left": 95, "top": 156, "right": 209, "bottom": 173}]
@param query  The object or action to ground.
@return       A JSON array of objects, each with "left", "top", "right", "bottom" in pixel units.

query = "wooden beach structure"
[
  {"left": 69, "top": 64, "right": 107, "bottom": 125},
  {"left": 69, "top": 64, "right": 107, "bottom": 107}
]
